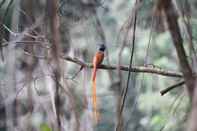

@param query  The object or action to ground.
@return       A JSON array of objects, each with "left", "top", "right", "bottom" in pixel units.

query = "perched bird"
[{"left": 91, "top": 44, "right": 105, "bottom": 122}]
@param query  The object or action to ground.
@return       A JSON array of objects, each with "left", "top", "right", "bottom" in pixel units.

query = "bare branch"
[
  {"left": 23, "top": 51, "right": 183, "bottom": 78},
  {"left": 62, "top": 56, "right": 183, "bottom": 78},
  {"left": 160, "top": 80, "right": 185, "bottom": 96}
]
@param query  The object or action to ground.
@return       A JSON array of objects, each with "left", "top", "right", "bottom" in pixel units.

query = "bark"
[
  {"left": 156, "top": 0, "right": 195, "bottom": 100},
  {"left": 47, "top": 0, "right": 62, "bottom": 130},
  {"left": 155, "top": 0, "right": 197, "bottom": 131}
]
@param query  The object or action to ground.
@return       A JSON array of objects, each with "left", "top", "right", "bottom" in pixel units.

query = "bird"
[{"left": 91, "top": 44, "right": 105, "bottom": 122}]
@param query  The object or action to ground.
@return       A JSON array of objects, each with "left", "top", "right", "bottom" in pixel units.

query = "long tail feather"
[
  {"left": 92, "top": 65, "right": 100, "bottom": 122},
  {"left": 92, "top": 65, "right": 97, "bottom": 81},
  {"left": 92, "top": 80, "right": 99, "bottom": 122}
]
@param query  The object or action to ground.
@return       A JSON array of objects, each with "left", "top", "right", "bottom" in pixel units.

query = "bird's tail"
[
  {"left": 92, "top": 66, "right": 100, "bottom": 122},
  {"left": 92, "top": 65, "right": 97, "bottom": 81}
]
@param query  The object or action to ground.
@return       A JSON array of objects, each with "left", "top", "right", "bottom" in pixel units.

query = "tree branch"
[
  {"left": 23, "top": 52, "right": 183, "bottom": 78},
  {"left": 62, "top": 56, "right": 183, "bottom": 78},
  {"left": 160, "top": 80, "right": 185, "bottom": 96}
]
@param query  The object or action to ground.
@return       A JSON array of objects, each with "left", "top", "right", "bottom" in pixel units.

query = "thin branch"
[
  {"left": 144, "top": 14, "right": 155, "bottom": 65},
  {"left": 1, "top": 41, "right": 51, "bottom": 48},
  {"left": 23, "top": 51, "right": 183, "bottom": 78},
  {"left": 119, "top": 0, "right": 138, "bottom": 119},
  {"left": 3, "top": 21, "right": 44, "bottom": 39},
  {"left": 116, "top": 0, "right": 139, "bottom": 130},
  {"left": 0, "top": 0, "right": 6, "bottom": 8},
  {"left": 160, "top": 80, "right": 185, "bottom": 96},
  {"left": 3, "top": 0, "right": 14, "bottom": 23},
  {"left": 2, "top": 24, "right": 18, "bottom": 37},
  {"left": 61, "top": 57, "right": 183, "bottom": 78},
  {"left": 69, "top": 66, "right": 83, "bottom": 79}
]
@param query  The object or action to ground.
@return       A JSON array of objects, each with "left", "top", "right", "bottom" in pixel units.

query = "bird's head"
[{"left": 98, "top": 44, "right": 106, "bottom": 52}]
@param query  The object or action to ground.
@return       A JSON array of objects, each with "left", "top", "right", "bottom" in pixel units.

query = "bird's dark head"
[{"left": 98, "top": 44, "right": 106, "bottom": 52}]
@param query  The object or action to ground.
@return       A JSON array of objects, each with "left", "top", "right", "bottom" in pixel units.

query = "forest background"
[{"left": 0, "top": 0, "right": 197, "bottom": 131}]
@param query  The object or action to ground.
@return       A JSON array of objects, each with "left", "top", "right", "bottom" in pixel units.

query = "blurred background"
[{"left": 0, "top": 0, "right": 197, "bottom": 131}]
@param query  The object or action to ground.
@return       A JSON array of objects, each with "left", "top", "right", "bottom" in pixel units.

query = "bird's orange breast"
[{"left": 93, "top": 51, "right": 104, "bottom": 66}]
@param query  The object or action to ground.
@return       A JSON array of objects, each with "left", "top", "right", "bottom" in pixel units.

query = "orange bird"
[{"left": 91, "top": 44, "right": 105, "bottom": 122}]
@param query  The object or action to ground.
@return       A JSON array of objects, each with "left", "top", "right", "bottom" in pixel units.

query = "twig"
[
  {"left": 69, "top": 66, "right": 84, "bottom": 79},
  {"left": 160, "top": 80, "right": 185, "bottom": 96},
  {"left": 3, "top": 24, "right": 18, "bottom": 37},
  {"left": 1, "top": 41, "right": 51, "bottom": 48},
  {"left": 3, "top": 0, "right": 14, "bottom": 23},
  {"left": 0, "top": 0, "right": 6, "bottom": 8}
]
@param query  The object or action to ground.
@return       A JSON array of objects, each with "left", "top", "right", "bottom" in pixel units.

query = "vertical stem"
[
  {"left": 116, "top": 0, "right": 139, "bottom": 130},
  {"left": 4, "top": 0, "right": 19, "bottom": 130},
  {"left": 47, "top": 0, "right": 62, "bottom": 130}
]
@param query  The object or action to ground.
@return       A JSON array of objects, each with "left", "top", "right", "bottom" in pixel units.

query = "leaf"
[{"left": 40, "top": 123, "right": 52, "bottom": 131}]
